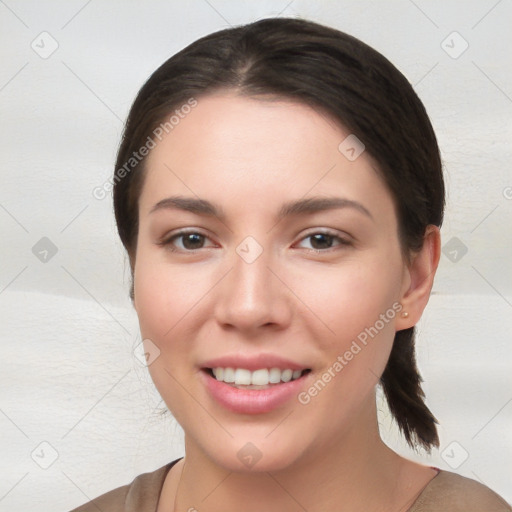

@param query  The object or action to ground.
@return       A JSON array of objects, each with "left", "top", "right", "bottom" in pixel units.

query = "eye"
[
  {"left": 295, "top": 231, "right": 351, "bottom": 251},
  {"left": 160, "top": 231, "right": 216, "bottom": 251}
]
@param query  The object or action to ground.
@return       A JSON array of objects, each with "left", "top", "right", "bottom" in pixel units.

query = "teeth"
[
  {"left": 234, "top": 368, "right": 252, "bottom": 385},
  {"left": 211, "top": 367, "right": 305, "bottom": 386},
  {"left": 269, "top": 368, "right": 281, "bottom": 384},
  {"left": 251, "top": 369, "right": 269, "bottom": 386},
  {"left": 223, "top": 367, "right": 235, "bottom": 383},
  {"left": 281, "top": 369, "right": 292, "bottom": 382}
]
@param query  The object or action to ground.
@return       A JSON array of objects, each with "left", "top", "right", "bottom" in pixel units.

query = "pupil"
[
  {"left": 311, "top": 234, "right": 333, "bottom": 249},
  {"left": 183, "top": 233, "right": 204, "bottom": 249}
]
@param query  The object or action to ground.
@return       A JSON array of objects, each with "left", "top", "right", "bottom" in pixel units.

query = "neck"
[{"left": 171, "top": 395, "right": 416, "bottom": 512}]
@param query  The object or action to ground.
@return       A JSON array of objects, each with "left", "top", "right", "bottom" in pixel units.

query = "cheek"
[
  {"left": 132, "top": 250, "right": 218, "bottom": 392},
  {"left": 133, "top": 255, "right": 202, "bottom": 423},
  {"left": 133, "top": 266, "right": 170, "bottom": 340},
  {"left": 291, "top": 281, "right": 400, "bottom": 444},
  {"left": 290, "top": 253, "right": 403, "bottom": 344},
  {"left": 134, "top": 249, "right": 202, "bottom": 339},
  {"left": 288, "top": 251, "right": 403, "bottom": 408}
]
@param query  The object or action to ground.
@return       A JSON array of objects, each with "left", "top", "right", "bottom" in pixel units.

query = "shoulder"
[
  {"left": 410, "top": 470, "right": 512, "bottom": 512},
  {"left": 68, "top": 461, "right": 178, "bottom": 512}
]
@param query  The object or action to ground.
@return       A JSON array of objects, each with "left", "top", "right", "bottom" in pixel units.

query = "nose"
[{"left": 213, "top": 246, "right": 293, "bottom": 335}]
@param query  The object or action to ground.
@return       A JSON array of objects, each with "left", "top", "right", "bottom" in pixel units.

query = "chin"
[{"left": 193, "top": 430, "right": 311, "bottom": 474}]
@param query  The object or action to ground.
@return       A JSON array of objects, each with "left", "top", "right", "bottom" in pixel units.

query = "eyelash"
[
  {"left": 157, "top": 229, "right": 216, "bottom": 252},
  {"left": 158, "top": 229, "right": 352, "bottom": 253},
  {"left": 295, "top": 230, "right": 352, "bottom": 251}
]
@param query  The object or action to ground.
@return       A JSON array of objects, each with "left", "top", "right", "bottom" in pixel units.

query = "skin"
[{"left": 132, "top": 93, "right": 441, "bottom": 512}]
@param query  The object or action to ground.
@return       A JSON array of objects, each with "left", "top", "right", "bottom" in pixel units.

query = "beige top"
[{"left": 70, "top": 459, "right": 512, "bottom": 512}]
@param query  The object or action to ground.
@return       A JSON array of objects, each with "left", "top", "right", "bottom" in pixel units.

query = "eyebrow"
[
  {"left": 149, "top": 195, "right": 373, "bottom": 221},
  {"left": 277, "top": 197, "right": 373, "bottom": 220},
  {"left": 150, "top": 196, "right": 224, "bottom": 217}
]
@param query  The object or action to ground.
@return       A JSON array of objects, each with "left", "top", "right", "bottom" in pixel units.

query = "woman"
[{"left": 72, "top": 17, "right": 511, "bottom": 512}]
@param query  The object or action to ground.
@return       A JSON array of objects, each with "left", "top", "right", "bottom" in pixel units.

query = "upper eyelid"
[
  {"left": 298, "top": 227, "right": 347, "bottom": 237},
  {"left": 158, "top": 229, "right": 216, "bottom": 247},
  {"left": 159, "top": 228, "right": 351, "bottom": 251},
  {"left": 295, "top": 227, "right": 352, "bottom": 242},
  {"left": 162, "top": 227, "right": 347, "bottom": 239},
  {"left": 163, "top": 227, "right": 212, "bottom": 239},
  {"left": 294, "top": 231, "right": 352, "bottom": 249}
]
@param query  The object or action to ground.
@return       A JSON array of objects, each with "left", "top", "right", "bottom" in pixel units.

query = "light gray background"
[{"left": 1, "top": 1, "right": 511, "bottom": 510}]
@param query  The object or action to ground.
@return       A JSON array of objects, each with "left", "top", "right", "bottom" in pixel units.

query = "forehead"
[
  {"left": 140, "top": 94, "right": 394, "bottom": 221},
  {"left": 147, "top": 93, "right": 344, "bottom": 167}
]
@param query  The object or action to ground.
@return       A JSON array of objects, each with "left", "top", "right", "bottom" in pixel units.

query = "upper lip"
[{"left": 201, "top": 353, "right": 309, "bottom": 372}]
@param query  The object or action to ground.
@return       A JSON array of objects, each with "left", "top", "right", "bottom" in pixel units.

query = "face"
[{"left": 133, "top": 94, "right": 411, "bottom": 472}]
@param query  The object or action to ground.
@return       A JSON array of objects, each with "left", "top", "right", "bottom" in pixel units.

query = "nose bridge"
[{"left": 214, "top": 239, "right": 290, "bottom": 330}]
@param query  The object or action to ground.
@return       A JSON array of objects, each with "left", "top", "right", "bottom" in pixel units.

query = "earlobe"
[{"left": 396, "top": 225, "right": 441, "bottom": 331}]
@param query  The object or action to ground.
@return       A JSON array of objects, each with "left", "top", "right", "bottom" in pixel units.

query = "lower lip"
[{"left": 201, "top": 370, "right": 309, "bottom": 414}]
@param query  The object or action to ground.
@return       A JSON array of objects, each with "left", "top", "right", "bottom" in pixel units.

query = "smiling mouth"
[{"left": 202, "top": 367, "right": 311, "bottom": 389}]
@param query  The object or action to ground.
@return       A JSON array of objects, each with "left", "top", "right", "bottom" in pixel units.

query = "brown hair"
[{"left": 113, "top": 17, "right": 444, "bottom": 450}]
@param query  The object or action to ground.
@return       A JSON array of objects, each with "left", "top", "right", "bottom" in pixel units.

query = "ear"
[{"left": 396, "top": 225, "right": 441, "bottom": 331}]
